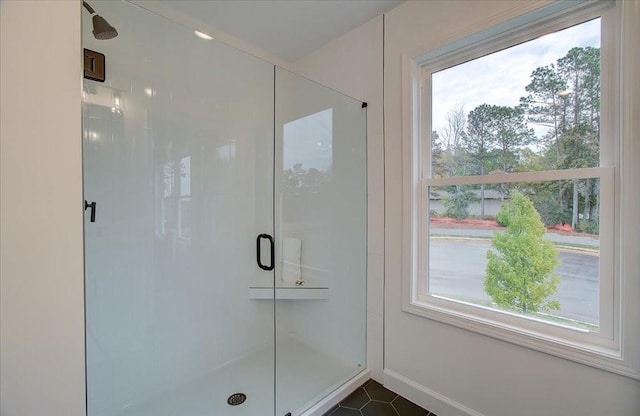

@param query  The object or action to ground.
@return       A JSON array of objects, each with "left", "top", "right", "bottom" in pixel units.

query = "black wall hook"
[{"left": 84, "top": 200, "right": 96, "bottom": 222}]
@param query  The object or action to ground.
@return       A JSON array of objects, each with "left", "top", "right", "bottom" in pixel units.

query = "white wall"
[
  {"left": 5, "top": 1, "right": 638, "bottom": 415},
  {"left": 383, "top": 1, "right": 640, "bottom": 416},
  {"left": 0, "top": 1, "right": 86, "bottom": 416},
  {"left": 295, "top": 0, "right": 640, "bottom": 414},
  {"left": 293, "top": 15, "right": 385, "bottom": 382}
]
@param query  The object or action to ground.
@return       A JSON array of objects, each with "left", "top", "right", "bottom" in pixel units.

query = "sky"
[
  {"left": 432, "top": 18, "right": 600, "bottom": 143},
  {"left": 283, "top": 108, "right": 333, "bottom": 172}
]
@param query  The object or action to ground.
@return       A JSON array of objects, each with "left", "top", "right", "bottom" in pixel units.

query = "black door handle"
[
  {"left": 256, "top": 234, "right": 274, "bottom": 271},
  {"left": 85, "top": 200, "right": 96, "bottom": 222}
]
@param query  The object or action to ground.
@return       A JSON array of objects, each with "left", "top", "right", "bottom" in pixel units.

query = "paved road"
[{"left": 429, "top": 238, "right": 599, "bottom": 325}]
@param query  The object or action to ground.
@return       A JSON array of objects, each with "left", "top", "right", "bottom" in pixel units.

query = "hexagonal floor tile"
[
  {"left": 329, "top": 407, "right": 363, "bottom": 416},
  {"left": 341, "top": 387, "right": 371, "bottom": 409},
  {"left": 392, "top": 395, "right": 430, "bottom": 416},
  {"left": 363, "top": 381, "right": 398, "bottom": 402},
  {"left": 361, "top": 401, "right": 398, "bottom": 416}
]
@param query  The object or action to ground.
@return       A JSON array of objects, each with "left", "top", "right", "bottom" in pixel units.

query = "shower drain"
[{"left": 227, "top": 393, "right": 247, "bottom": 406}]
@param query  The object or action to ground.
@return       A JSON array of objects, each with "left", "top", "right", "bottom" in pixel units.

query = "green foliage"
[
  {"left": 534, "top": 197, "right": 571, "bottom": 226},
  {"left": 282, "top": 163, "right": 330, "bottom": 190},
  {"left": 443, "top": 188, "right": 479, "bottom": 220},
  {"left": 491, "top": 105, "right": 535, "bottom": 172},
  {"left": 520, "top": 64, "right": 567, "bottom": 165},
  {"left": 433, "top": 46, "right": 601, "bottom": 232},
  {"left": 496, "top": 210, "right": 509, "bottom": 227},
  {"left": 515, "top": 148, "right": 545, "bottom": 172},
  {"left": 431, "top": 131, "right": 447, "bottom": 179},
  {"left": 578, "top": 220, "right": 599, "bottom": 235},
  {"left": 529, "top": 47, "right": 600, "bottom": 229},
  {"left": 466, "top": 104, "right": 497, "bottom": 175},
  {"left": 465, "top": 104, "right": 533, "bottom": 172},
  {"left": 484, "top": 192, "right": 561, "bottom": 313}
]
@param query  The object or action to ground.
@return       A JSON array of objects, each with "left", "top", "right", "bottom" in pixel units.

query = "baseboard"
[
  {"left": 302, "top": 369, "right": 371, "bottom": 416},
  {"left": 383, "top": 369, "right": 485, "bottom": 416}
]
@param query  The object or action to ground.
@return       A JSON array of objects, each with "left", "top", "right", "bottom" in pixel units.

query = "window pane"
[
  {"left": 283, "top": 108, "right": 333, "bottom": 175},
  {"left": 431, "top": 19, "right": 601, "bottom": 178},
  {"left": 179, "top": 198, "right": 192, "bottom": 239},
  {"left": 162, "top": 161, "right": 175, "bottom": 197},
  {"left": 179, "top": 156, "right": 191, "bottom": 197},
  {"left": 427, "top": 178, "right": 600, "bottom": 331}
]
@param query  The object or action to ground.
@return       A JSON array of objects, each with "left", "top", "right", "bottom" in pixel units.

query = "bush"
[
  {"left": 578, "top": 220, "right": 599, "bottom": 235},
  {"left": 534, "top": 198, "right": 571, "bottom": 226},
  {"left": 443, "top": 189, "right": 479, "bottom": 220},
  {"left": 484, "top": 192, "right": 561, "bottom": 313},
  {"left": 496, "top": 210, "right": 509, "bottom": 226}
]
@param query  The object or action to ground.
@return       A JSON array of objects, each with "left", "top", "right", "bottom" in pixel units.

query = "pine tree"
[{"left": 484, "top": 192, "right": 561, "bottom": 313}]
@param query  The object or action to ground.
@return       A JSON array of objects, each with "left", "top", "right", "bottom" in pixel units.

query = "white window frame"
[{"left": 401, "top": 0, "right": 640, "bottom": 380}]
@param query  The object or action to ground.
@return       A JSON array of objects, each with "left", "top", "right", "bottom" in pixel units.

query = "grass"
[
  {"left": 533, "top": 312, "right": 599, "bottom": 331},
  {"left": 434, "top": 292, "right": 599, "bottom": 331},
  {"left": 432, "top": 292, "right": 493, "bottom": 307},
  {"left": 430, "top": 234, "right": 599, "bottom": 252},
  {"left": 550, "top": 241, "right": 599, "bottom": 252}
]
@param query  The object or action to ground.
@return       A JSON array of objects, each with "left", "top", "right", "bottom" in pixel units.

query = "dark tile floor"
[{"left": 323, "top": 380, "right": 436, "bottom": 416}]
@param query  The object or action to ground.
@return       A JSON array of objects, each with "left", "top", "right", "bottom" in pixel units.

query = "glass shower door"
[
  {"left": 83, "top": 2, "right": 275, "bottom": 415},
  {"left": 274, "top": 68, "right": 368, "bottom": 415}
]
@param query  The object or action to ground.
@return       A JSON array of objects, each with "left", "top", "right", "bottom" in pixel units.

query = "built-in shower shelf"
[{"left": 249, "top": 278, "right": 329, "bottom": 300}]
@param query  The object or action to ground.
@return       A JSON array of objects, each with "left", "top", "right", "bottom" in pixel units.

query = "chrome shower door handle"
[{"left": 256, "top": 234, "right": 274, "bottom": 271}]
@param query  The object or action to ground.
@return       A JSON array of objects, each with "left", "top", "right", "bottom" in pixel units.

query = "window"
[
  {"left": 178, "top": 156, "right": 192, "bottom": 240},
  {"left": 403, "top": 1, "right": 639, "bottom": 379},
  {"left": 425, "top": 17, "right": 611, "bottom": 337},
  {"left": 158, "top": 155, "right": 192, "bottom": 240}
]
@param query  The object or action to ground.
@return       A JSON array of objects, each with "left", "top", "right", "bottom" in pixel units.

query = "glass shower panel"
[
  {"left": 83, "top": 2, "right": 274, "bottom": 416},
  {"left": 274, "top": 68, "right": 367, "bottom": 415}
]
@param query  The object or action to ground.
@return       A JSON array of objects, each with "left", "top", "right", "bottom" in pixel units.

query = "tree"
[
  {"left": 443, "top": 188, "right": 478, "bottom": 220},
  {"left": 557, "top": 46, "right": 600, "bottom": 131},
  {"left": 519, "top": 47, "right": 601, "bottom": 231},
  {"left": 492, "top": 106, "right": 534, "bottom": 173},
  {"left": 431, "top": 131, "right": 447, "bottom": 179},
  {"left": 282, "top": 163, "right": 330, "bottom": 190},
  {"left": 465, "top": 104, "right": 532, "bottom": 210},
  {"left": 466, "top": 104, "right": 497, "bottom": 216},
  {"left": 491, "top": 106, "right": 535, "bottom": 200},
  {"left": 436, "top": 106, "right": 472, "bottom": 181},
  {"left": 520, "top": 64, "right": 567, "bottom": 166},
  {"left": 557, "top": 47, "right": 600, "bottom": 229},
  {"left": 484, "top": 192, "right": 561, "bottom": 314},
  {"left": 441, "top": 105, "right": 467, "bottom": 152}
]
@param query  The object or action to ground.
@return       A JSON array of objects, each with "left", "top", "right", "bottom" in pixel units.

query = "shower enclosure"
[{"left": 82, "top": 2, "right": 366, "bottom": 416}]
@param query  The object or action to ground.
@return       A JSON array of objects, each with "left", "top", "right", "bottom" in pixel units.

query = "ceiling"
[{"left": 159, "top": 0, "right": 403, "bottom": 62}]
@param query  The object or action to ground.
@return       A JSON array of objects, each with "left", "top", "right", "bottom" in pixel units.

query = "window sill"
[{"left": 402, "top": 298, "right": 639, "bottom": 380}]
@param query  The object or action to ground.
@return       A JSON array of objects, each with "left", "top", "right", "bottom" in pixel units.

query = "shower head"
[
  {"left": 91, "top": 14, "right": 118, "bottom": 40},
  {"left": 83, "top": 1, "right": 118, "bottom": 40}
]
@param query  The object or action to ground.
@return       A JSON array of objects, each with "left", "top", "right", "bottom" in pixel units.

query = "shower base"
[{"left": 109, "top": 337, "right": 362, "bottom": 416}]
